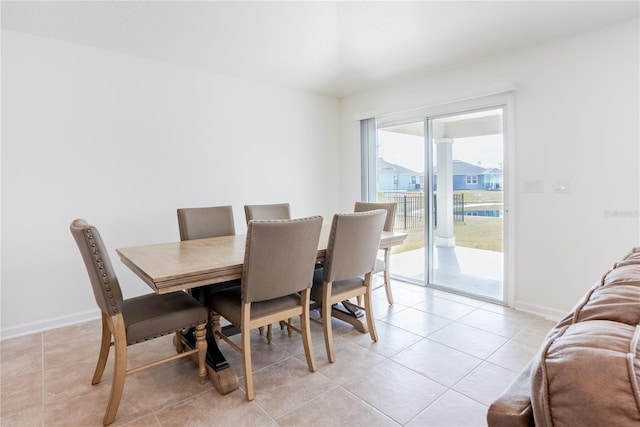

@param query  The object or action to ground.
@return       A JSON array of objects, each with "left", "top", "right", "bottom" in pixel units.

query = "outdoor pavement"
[{"left": 391, "top": 245, "right": 504, "bottom": 301}]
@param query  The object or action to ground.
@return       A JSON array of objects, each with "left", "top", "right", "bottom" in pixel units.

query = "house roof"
[
  {"left": 380, "top": 158, "right": 502, "bottom": 176},
  {"left": 378, "top": 158, "right": 421, "bottom": 176},
  {"left": 483, "top": 167, "right": 503, "bottom": 175},
  {"left": 451, "top": 160, "right": 487, "bottom": 175},
  {"left": 432, "top": 160, "right": 502, "bottom": 176}
]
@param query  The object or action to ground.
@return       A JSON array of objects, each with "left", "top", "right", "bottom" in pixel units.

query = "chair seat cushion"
[
  {"left": 123, "top": 292, "right": 207, "bottom": 345},
  {"left": 310, "top": 268, "right": 364, "bottom": 301},
  {"left": 209, "top": 287, "right": 302, "bottom": 326}
]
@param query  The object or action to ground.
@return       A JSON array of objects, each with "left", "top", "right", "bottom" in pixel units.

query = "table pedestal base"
[
  {"left": 178, "top": 329, "right": 239, "bottom": 395},
  {"left": 331, "top": 302, "right": 369, "bottom": 334}
]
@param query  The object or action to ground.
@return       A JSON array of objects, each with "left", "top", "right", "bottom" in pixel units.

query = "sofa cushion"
[
  {"left": 561, "top": 264, "right": 640, "bottom": 326},
  {"left": 603, "top": 263, "right": 640, "bottom": 286},
  {"left": 530, "top": 320, "right": 640, "bottom": 427},
  {"left": 575, "top": 283, "right": 640, "bottom": 325},
  {"left": 486, "top": 361, "right": 535, "bottom": 427}
]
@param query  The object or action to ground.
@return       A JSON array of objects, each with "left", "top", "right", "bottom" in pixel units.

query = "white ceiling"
[{"left": 2, "top": 1, "right": 638, "bottom": 97}]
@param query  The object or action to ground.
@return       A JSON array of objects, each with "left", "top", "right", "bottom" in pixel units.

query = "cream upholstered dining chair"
[
  {"left": 243, "top": 202, "right": 292, "bottom": 342},
  {"left": 354, "top": 201, "right": 398, "bottom": 304},
  {"left": 70, "top": 219, "right": 208, "bottom": 426},
  {"left": 209, "top": 216, "right": 323, "bottom": 400},
  {"left": 310, "top": 210, "right": 386, "bottom": 363}
]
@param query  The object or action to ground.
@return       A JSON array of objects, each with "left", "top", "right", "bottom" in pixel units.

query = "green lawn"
[
  {"left": 392, "top": 190, "right": 504, "bottom": 253},
  {"left": 458, "top": 190, "right": 503, "bottom": 204},
  {"left": 454, "top": 190, "right": 503, "bottom": 251},
  {"left": 452, "top": 216, "right": 503, "bottom": 251}
]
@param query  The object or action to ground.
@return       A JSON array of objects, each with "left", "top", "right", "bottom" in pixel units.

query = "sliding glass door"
[
  {"left": 428, "top": 109, "right": 504, "bottom": 301},
  {"left": 376, "top": 120, "right": 427, "bottom": 283},
  {"left": 367, "top": 106, "right": 507, "bottom": 303}
]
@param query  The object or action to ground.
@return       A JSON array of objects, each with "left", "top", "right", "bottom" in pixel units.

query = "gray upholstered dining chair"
[
  {"left": 70, "top": 219, "right": 208, "bottom": 426},
  {"left": 177, "top": 205, "right": 240, "bottom": 303},
  {"left": 310, "top": 210, "right": 386, "bottom": 363},
  {"left": 209, "top": 216, "right": 323, "bottom": 400},
  {"left": 244, "top": 202, "right": 291, "bottom": 223},
  {"left": 354, "top": 201, "right": 398, "bottom": 304},
  {"left": 243, "top": 202, "right": 292, "bottom": 342},
  {"left": 177, "top": 205, "right": 235, "bottom": 241}
]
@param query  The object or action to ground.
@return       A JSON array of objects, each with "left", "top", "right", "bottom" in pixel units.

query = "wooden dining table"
[{"left": 116, "top": 225, "right": 407, "bottom": 394}]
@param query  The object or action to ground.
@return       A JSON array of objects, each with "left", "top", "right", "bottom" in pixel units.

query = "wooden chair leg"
[
  {"left": 364, "top": 289, "right": 378, "bottom": 343},
  {"left": 194, "top": 323, "right": 207, "bottom": 384},
  {"left": 175, "top": 330, "right": 184, "bottom": 353},
  {"left": 322, "top": 299, "right": 335, "bottom": 363},
  {"left": 103, "top": 315, "right": 127, "bottom": 426},
  {"left": 92, "top": 313, "right": 111, "bottom": 385},
  {"left": 300, "top": 290, "right": 316, "bottom": 372},
  {"left": 266, "top": 324, "right": 273, "bottom": 344},
  {"left": 278, "top": 320, "right": 293, "bottom": 336},
  {"left": 258, "top": 326, "right": 264, "bottom": 336},
  {"left": 241, "top": 327, "right": 254, "bottom": 400},
  {"left": 239, "top": 303, "right": 255, "bottom": 401},
  {"left": 383, "top": 249, "right": 394, "bottom": 305},
  {"left": 383, "top": 275, "right": 393, "bottom": 305}
]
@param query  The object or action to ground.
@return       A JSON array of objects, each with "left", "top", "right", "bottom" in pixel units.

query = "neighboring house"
[
  {"left": 382, "top": 159, "right": 504, "bottom": 192},
  {"left": 450, "top": 160, "right": 503, "bottom": 190},
  {"left": 483, "top": 167, "right": 503, "bottom": 190},
  {"left": 450, "top": 160, "right": 492, "bottom": 190},
  {"left": 377, "top": 158, "right": 423, "bottom": 191}
]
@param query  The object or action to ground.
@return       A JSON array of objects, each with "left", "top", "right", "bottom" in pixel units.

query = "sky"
[{"left": 378, "top": 130, "right": 503, "bottom": 173}]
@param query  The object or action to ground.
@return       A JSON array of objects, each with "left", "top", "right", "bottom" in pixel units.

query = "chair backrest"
[
  {"left": 70, "top": 219, "right": 124, "bottom": 317},
  {"left": 242, "top": 216, "right": 323, "bottom": 303},
  {"left": 354, "top": 201, "right": 396, "bottom": 232},
  {"left": 323, "top": 210, "right": 386, "bottom": 283},
  {"left": 177, "top": 206, "right": 235, "bottom": 240},
  {"left": 244, "top": 203, "right": 291, "bottom": 224}
]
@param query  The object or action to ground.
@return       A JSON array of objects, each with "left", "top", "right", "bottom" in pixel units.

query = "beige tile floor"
[{"left": 0, "top": 281, "right": 555, "bottom": 427}]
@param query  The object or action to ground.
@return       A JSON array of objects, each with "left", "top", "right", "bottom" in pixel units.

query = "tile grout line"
[{"left": 2, "top": 286, "right": 552, "bottom": 426}]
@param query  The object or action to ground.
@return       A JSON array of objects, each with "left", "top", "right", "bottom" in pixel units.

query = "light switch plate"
[{"left": 552, "top": 179, "right": 570, "bottom": 194}]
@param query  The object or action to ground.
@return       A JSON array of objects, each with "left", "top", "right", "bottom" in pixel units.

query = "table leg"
[
  {"left": 330, "top": 302, "right": 369, "bottom": 334},
  {"left": 180, "top": 326, "right": 239, "bottom": 394}
]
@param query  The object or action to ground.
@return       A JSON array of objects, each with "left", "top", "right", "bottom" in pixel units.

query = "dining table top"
[{"left": 116, "top": 225, "right": 407, "bottom": 295}]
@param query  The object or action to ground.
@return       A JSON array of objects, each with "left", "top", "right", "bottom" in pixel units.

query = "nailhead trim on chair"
[
  {"left": 127, "top": 324, "right": 204, "bottom": 345},
  {"left": 85, "top": 228, "right": 118, "bottom": 313},
  {"left": 83, "top": 225, "right": 206, "bottom": 342}
]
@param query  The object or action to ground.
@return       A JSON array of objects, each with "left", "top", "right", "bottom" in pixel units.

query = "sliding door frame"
[{"left": 363, "top": 90, "right": 516, "bottom": 305}]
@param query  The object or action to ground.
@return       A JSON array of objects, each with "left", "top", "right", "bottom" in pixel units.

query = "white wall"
[
  {"left": 339, "top": 19, "right": 640, "bottom": 319},
  {"left": 1, "top": 30, "right": 341, "bottom": 338},
  {"left": 2, "top": 19, "right": 638, "bottom": 338}
]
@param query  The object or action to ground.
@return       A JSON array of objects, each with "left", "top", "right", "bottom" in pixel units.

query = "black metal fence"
[{"left": 379, "top": 191, "right": 465, "bottom": 231}]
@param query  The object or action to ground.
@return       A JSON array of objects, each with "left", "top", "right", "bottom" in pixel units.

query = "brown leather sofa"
[{"left": 487, "top": 248, "right": 640, "bottom": 426}]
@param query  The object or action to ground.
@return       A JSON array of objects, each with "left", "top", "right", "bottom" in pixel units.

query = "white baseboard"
[
  {"left": 513, "top": 300, "right": 567, "bottom": 322},
  {"left": 1, "top": 309, "right": 101, "bottom": 341}
]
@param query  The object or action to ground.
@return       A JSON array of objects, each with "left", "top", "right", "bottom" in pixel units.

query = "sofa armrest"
[{"left": 487, "top": 361, "right": 535, "bottom": 427}]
